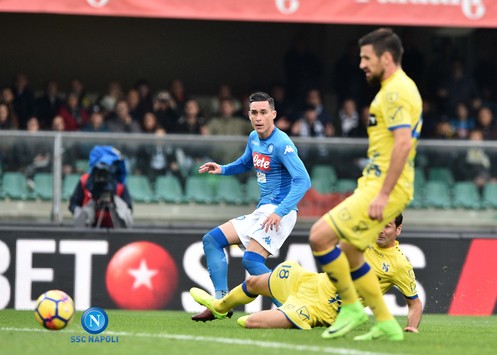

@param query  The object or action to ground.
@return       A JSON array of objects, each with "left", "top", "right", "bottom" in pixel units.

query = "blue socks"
[
  {"left": 242, "top": 251, "right": 282, "bottom": 307},
  {"left": 202, "top": 227, "right": 229, "bottom": 299}
]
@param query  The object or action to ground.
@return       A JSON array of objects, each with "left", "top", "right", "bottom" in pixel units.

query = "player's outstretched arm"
[{"left": 404, "top": 297, "right": 422, "bottom": 333}]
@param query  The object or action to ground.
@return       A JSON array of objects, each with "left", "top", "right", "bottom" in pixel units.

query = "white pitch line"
[{"left": 0, "top": 327, "right": 401, "bottom": 355}]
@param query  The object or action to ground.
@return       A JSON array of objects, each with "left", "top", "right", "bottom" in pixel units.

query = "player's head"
[
  {"left": 248, "top": 92, "right": 277, "bottom": 139},
  {"left": 376, "top": 213, "right": 403, "bottom": 248},
  {"left": 358, "top": 28, "right": 404, "bottom": 85}
]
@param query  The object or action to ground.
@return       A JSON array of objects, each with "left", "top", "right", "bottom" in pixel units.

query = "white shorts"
[{"left": 230, "top": 204, "right": 297, "bottom": 255}]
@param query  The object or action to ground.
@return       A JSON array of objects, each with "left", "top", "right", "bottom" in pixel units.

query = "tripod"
[{"left": 95, "top": 193, "right": 124, "bottom": 228}]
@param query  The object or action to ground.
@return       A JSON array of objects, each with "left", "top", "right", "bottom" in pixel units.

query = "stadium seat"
[
  {"left": 155, "top": 175, "right": 185, "bottom": 203},
  {"left": 34, "top": 173, "right": 53, "bottom": 201},
  {"left": 335, "top": 179, "right": 357, "bottom": 193},
  {"left": 185, "top": 176, "right": 216, "bottom": 204},
  {"left": 215, "top": 176, "right": 245, "bottom": 205},
  {"left": 482, "top": 182, "right": 497, "bottom": 209},
  {"left": 452, "top": 182, "right": 481, "bottom": 209},
  {"left": 2, "top": 172, "right": 36, "bottom": 200},
  {"left": 127, "top": 175, "right": 156, "bottom": 203},
  {"left": 423, "top": 181, "right": 451, "bottom": 209},
  {"left": 310, "top": 165, "right": 337, "bottom": 193},
  {"left": 414, "top": 167, "right": 426, "bottom": 192},
  {"left": 408, "top": 186, "right": 425, "bottom": 209},
  {"left": 245, "top": 177, "right": 260, "bottom": 204},
  {"left": 75, "top": 159, "right": 89, "bottom": 174},
  {"left": 428, "top": 167, "right": 454, "bottom": 186},
  {"left": 62, "top": 174, "right": 81, "bottom": 201}
]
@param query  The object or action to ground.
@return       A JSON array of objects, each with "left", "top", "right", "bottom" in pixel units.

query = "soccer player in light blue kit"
[{"left": 192, "top": 92, "right": 311, "bottom": 321}]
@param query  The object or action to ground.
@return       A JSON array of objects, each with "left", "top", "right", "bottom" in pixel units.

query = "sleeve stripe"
[
  {"left": 388, "top": 124, "right": 411, "bottom": 131},
  {"left": 404, "top": 294, "right": 419, "bottom": 300}
]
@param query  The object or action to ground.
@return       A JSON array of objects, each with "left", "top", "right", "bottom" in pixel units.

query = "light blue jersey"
[{"left": 221, "top": 127, "right": 311, "bottom": 217}]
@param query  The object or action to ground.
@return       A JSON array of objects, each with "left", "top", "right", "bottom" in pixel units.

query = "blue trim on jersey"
[
  {"left": 350, "top": 262, "right": 371, "bottom": 280},
  {"left": 388, "top": 124, "right": 411, "bottom": 131},
  {"left": 315, "top": 247, "right": 341, "bottom": 265},
  {"left": 209, "top": 227, "right": 229, "bottom": 248},
  {"left": 404, "top": 294, "right": 419, "bottom": 300},
  {"left": 241, "top": 281, "right": 258, "bottom": 299}
]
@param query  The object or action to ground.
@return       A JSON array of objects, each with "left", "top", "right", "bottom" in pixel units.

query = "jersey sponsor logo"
[
  {"left": 368, "top": 114, "right": 377, "bottom": 127},
  {"left": 253, "top": 153, "right": 271, "bottom": 171},
  {"left": 284, "top": 145, "right": 295, "bottom": 154}
]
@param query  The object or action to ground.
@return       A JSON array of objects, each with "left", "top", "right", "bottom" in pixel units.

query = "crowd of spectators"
[{"left": 1, "top": 34, "right": 497, "bottom": 188}]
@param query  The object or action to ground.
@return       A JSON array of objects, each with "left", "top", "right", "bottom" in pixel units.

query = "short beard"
[{"left": 367, "top": 74, "right": 382, "bottom": 87}]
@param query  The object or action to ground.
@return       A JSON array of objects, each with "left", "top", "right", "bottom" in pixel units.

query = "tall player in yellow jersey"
[
  {"left": 189, "top": 215, "right": 422, "bottom": 332},
  {"left": 309, "top": 28, "right": 422, "bottom": 341}
]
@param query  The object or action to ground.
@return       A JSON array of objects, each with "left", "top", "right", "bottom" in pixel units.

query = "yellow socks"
[
  {"left": 214, "top": 283, "right": 256, "bottom": 312},
  {"left": 314, "top": 247, "right": 359, "bottom": 305},
  {"left": 351, "top": 263, "right": 393, "bottom": 321}
]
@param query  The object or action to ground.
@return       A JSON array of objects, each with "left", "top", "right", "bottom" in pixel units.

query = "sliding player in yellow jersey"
[
  {"left": 309, "top": 28, "right": 422, "bottom": 341},
  {"left": 190, "top": 215, "right": 422, "bottom": 332}
]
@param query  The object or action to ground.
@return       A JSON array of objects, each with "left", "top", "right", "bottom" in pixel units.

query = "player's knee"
[
  {"left": 309, "top": 220, "right": 336, "bottom": 250},
  {"left": 242, "top": 252, "right": 270, "bottom": 275},
  {"left": 244, "top": 275, "right": 259, "bottom": 292},
  {"left": 202, "top": 228, "right": 229, "bottom": 251}
]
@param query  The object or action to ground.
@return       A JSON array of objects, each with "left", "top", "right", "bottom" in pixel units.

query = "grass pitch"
[{"left": 1, "top": 310, "right": 496, "bottom": 355}]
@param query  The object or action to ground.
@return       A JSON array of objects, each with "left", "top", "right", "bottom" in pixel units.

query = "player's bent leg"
[
  {"left": 239, "top": 309, "right": 293, "bottom": 329},
  {"left": 354, "top": 319, "right": 404, "bottom": 341}
]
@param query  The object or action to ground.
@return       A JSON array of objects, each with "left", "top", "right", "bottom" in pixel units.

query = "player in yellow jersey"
[
  {"left": 308, "top": 28, "right": 422, "bottom": 341},
  {"left": 189, "top": 215, "right": 422, "bottom": 332}
]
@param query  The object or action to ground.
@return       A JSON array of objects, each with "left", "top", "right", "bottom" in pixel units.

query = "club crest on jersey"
[
  {"left": 284, "top": 145, "right": 295, "bottom": 154},
  {"left": 268, "top": 144, "right": 274, "bottom": 153},
  {"left": 253, "top": 153, "right": 270, "bottom": 171}
]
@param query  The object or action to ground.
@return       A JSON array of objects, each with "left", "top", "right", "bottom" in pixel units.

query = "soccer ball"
[{"left": 34, "top": 290, "right": 75, "bottom": 330}]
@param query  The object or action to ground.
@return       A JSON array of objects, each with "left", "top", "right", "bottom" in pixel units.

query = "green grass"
[{"left": 1, "top": 310, "right": 496, "bottom": 355}]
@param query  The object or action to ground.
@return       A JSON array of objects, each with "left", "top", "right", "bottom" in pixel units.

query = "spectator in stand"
[
  {"left": 433, "top": 120, "right": 455, "bottom": 140},
  {"left": 474, "top": 38, "right": 497, "bottom": 106},
  {"left": 99, "top": 80, "right": 123, "bottom": 113},
  {"left": 338, "top": 98, "right": 360, "bottom": 137},
  {"left": 449, "top": 101, "right": 475, "bottom": 140},
  {"left": 68, "top": 78, "right": 93, "bottom": 110},
  {"left": 418, "top": 100, "right": 439, "bottom": 139},
  {"left": 348, "top": 106, "right": 369, "bottom": 138},
  {"left": 82, "top": 110, "right": 109, "bottom": 133},
  {"left": 0, "top": 102, "right": 18, "bottom": 130},
  {"left": 141, "top": 111, "right": 161, "bottom": 134},
  {"left": 107, "top": 99, "right": 142, "bottom": 133},
  {"left": 292, "top": 104, "right": 334, "bottom": 139},
  {"left": 153, "top": 90, "right": 179, "bottom": 133},
  {"left": 135, "top": 79, "right": 154, "bottom": 116},
  {"left": 476, "top": 106, "right": 497, "bottom": 140},
  {"left": 207, "top": 97, "right": 252, "bottom": 136},
  {"left": 170, "top": 78, "right": 188, "bottom": 113},
  {"left": 57, "top": 92, "right": 90, "bottom": 131},
  {"left": 127, "top": 88, "right": 145, "bottom": 122},
  {"left": 136, "top": 127, "right": 183, "bottom": 185},
  {"left": 35, "top": 80, "right": 63, "bottom": 130},
  {"left": 269, "top": 83, "right": 294, "bottom": 135},
  {"left": 304, "top": 88, "right": 334, "bottom": 127},
  {"left": 176, "top": 98, "right": 208, "bottom": 135},
  {"left": 12, "top": 73, "right": 35, "bottom": 129},
  {"left": 210, "top": 84, "right": 241, "bottom": 117},
  {"left": 456, "top": 129, "right": 495, "bottom": 190}
]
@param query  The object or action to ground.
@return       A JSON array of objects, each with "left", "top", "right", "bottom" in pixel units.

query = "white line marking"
[{"left": 0, "top": 327, "right": 401, "bottom": 355}]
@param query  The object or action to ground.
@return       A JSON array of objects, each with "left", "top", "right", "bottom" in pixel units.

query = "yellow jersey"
[
  {"left": 365, "top": 69, "right": 422, "bottom": 196},
  {"left": 364, "top": 241, "right": 418, "bottom": 299}
]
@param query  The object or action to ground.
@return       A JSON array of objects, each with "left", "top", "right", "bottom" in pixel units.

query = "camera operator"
[{"left": 69, "top": 146, "right": 133, "bottom": 228}]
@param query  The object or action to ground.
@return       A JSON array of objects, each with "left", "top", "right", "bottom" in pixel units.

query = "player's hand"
[
  {"left": 261, "top": 213, "right": 282, "bottom": 233},
  {"left": 404, "top": 327, "right": 419, "bottom": 333},
  {"left": 198, "top": 162, "right": 221, "bottom": 174},
  {"left": 368, "top": 192, "right": 389, "bottom": 220}
]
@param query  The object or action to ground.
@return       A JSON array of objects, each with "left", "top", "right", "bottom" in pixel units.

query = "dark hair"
[
  {"left": 358, "top": 28, "right": 404, "bottom": 65},
  {"left": 249, "top": 92, "right": 275, "bottom": 110},
  {"left": 394, "top": 214, "right": 403, "bottom": 228}
]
